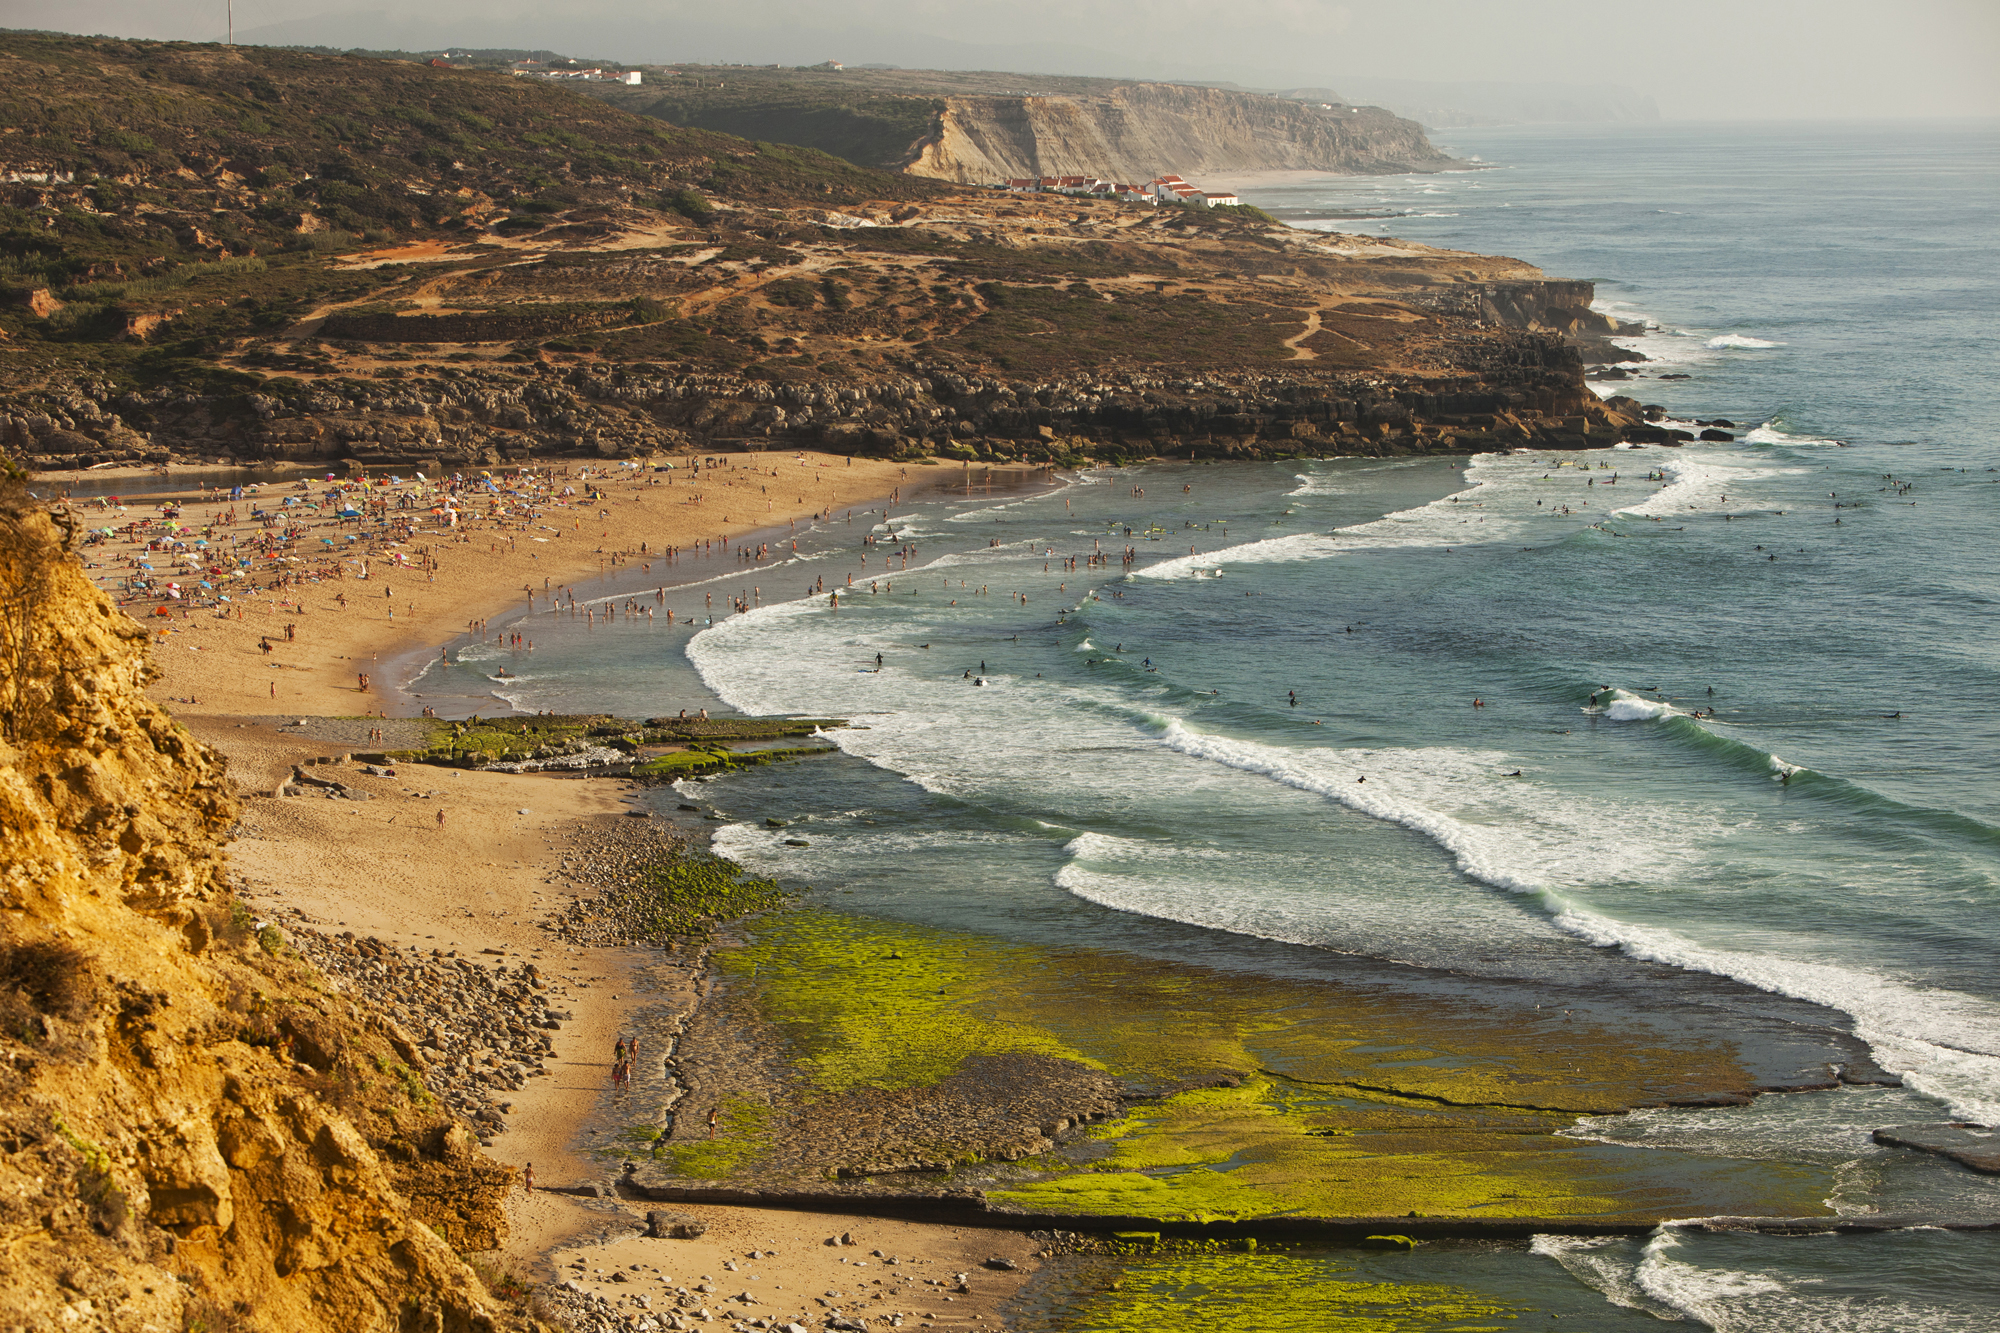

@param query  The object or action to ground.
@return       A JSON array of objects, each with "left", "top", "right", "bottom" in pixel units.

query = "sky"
[{"left": 5, "top": 0, "right": 1997, "bottom": 121}]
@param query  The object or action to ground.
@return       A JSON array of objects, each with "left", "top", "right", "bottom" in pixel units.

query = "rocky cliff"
[
  {"left": 905, "top": 83, "right": 1451, "bottom": 183},
  {"left": 0, "top": 486, "right": 525, "bottom": 1332},
  {"left": 3, "top": 302, "right": 1655, "bottom": 476}
]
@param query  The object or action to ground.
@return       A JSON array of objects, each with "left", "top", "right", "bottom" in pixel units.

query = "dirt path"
[{"left": 1284, "top": 307, "right": 1322, "bottom": 360}]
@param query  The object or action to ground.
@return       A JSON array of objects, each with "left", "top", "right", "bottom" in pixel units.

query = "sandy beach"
[
  {"left": 41, "top": 450, "right": 1013, "bottom": 719},
  {"left": 60, "top": 449, "right": 1054, "bottom": 1320}
]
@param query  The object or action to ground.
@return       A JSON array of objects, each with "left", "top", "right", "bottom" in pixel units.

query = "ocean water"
[{"left": 410, "top": 121, "right": 2000, "bottom": 1327}]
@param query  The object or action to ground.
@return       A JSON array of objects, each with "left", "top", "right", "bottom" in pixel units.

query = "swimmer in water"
[{"left": 1504, "top": 769, "right": 1523, "bottom": 777}]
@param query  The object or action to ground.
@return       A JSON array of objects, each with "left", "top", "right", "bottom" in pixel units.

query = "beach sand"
[
  {"left": 524, "top": 1203, "right": 1043, "bottom": 1330},
  {"left": 46, "top": 450, "right": 1019, "bottom": 719},
  {"left": 122, "top": 451, "right": 1051, "bottom": 1317}
]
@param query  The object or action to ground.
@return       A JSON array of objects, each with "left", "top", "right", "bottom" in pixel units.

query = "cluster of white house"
[
  {"left": 505, "top": 60, "right": 643, "bottom": 85},
  {"left": 1000, "top": 174, "right": 1241, "bottom": 208}
]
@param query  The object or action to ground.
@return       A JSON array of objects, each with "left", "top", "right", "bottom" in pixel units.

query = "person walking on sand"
[
  {"left": 521, "top": 1162, "right": 535, "bottom": 1195},
  {"left": 436, "top": 809, "right": 445, "bottom": 829}
]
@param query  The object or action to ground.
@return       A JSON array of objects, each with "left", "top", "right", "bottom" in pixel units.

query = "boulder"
[{"left": 646, "top": 1209, "right": 709, "bottom": 1238}]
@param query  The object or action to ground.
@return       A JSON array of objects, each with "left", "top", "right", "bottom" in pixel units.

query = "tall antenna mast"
[{"left": 227, "top": 0, "right": 233, "bottom": 46}]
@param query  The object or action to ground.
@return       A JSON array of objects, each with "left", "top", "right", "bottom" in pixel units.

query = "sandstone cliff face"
[
  {"left": 0, "top": 499, "right": 524, "bottom": 1332},
  {"left": 905, "top": 84, "right": 1451, "bottom": 184}
]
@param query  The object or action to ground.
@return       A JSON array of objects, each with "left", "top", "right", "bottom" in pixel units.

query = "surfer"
[{"left": 1504, "top": 769, "right": 1523, "bottom": 777}]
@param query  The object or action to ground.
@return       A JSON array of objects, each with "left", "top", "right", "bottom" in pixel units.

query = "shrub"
[
  {"left": 0, "top": 939, "right": 95, "bottom": 1022},
  {"left": 663, "top": 188, "right": 714, "bottom": 222}
]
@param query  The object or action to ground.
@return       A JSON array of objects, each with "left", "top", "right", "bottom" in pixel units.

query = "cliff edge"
[
  {"left": 0, "top": 482, "right": 526, "bottom": 1332},
  {"left": 907, "top": 83, "right": 1450, "bottom": 183}
]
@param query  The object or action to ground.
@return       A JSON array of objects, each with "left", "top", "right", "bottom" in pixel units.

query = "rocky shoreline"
[{"left": 9, "top": 347, "right": 1671, "bottom": 478}]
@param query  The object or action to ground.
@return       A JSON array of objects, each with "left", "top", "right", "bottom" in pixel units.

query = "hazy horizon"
[{"left": 3, "top": 0, "right": 1996, "bottom": 123}]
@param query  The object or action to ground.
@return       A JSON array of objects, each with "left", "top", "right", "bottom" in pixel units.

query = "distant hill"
[{"left": 573, "top": 64, "right": 1453, "bottom": 180}]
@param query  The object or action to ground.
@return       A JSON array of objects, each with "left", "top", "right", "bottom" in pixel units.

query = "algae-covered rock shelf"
[
  {"left": 367, "top": 710, "right": 843, "bottom": 774},
  {"left": 613, "top": 907, "right": 1857, "bottom": 1235}
]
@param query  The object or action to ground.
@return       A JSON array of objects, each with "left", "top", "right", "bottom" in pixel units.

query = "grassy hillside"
[{"left": 0, "top": 33, "right": 948, "bottom": 390}]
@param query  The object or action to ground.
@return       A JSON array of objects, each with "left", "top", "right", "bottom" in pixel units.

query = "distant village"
[
  {"left": 999, "top": 173, "right": 1242, "bottom": 208},
  {"left": 505, "top": 59, "right": 642, "bottom": 85},
  {"left": 424, "top": 54, "right": 643, "bottom": 84}
]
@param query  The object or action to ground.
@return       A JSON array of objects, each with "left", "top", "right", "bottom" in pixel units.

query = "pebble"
[{"left": 290, "top": 928, "right": 563, "bottom": 1141}]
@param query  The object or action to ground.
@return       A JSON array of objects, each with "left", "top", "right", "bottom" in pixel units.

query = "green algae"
[
  {"left": 1053, "top": 1252, "right": 1528, "bottom": 1333},
  {"left": 717, "top": 909, "right": 1096, "bottom": 1095},
  {"left": 650, "top": 1096, "right": 773, "bottom": 1179},
  {"left": 707, "top": 908, "right": 1838, "bottom": 1223}
]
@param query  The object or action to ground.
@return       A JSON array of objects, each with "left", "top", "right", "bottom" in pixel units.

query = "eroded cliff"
[
  {"left": 906, "top": 83, "right": 1450, "bottom": 183},
  {"left": 0, "top": 489, "right": 525, "bottom": 1332}
]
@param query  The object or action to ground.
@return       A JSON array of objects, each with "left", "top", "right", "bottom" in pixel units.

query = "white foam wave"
[
  {"left": 1155, "top": 719, "right": 2000, "bottom": 1120},
  {"left": 1287, "top": 457, "right": 1430, "bottom": 497},
  {"left": 1287, "top": 472, "right": 1349, "bottom": 498},
  {"left": 1598, "top": 689, "right": 1680, "bottom": 722},
  {"left": 1540, "top": 1229, "right": 1992, "bottom": 1331},
  {"left": 1634, "top": 1230, "right": 1786, "bottom": 1328},
  {"left": 1064, "top": 831, "right": 1228, "bottom": 862},
  {"left": 1744, "top": 423, "right": 1845, "bottom": 447},
  {"left": 1554, "top": 901, "right": 2000, "bottom": 1123},
  {"left": 1153, "top": 720, "right": 1678, "bottom": 897},
  {"left": 1706, "top": 334, "right": 1786, "bottom": 350},
  {"left": 1529, "top": 1236, "right": 1677, "bottom": 1318},
  {"left": 1331, "top": 449, "right": 1617, "bottom": 547},
  {"left": 1136, "top": 532, "right": 1341, "bottom": 580},
  {"left": 1610, "top": 453, "right": 1804, "bottom": 519}
]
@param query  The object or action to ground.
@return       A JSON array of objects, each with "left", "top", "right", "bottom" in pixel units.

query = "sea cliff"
[
  {"left": 0, "top": 492, "right": 523, "bottom": 1331},
  {"left": 906, "top": 84, "right": 1451, "bottom": 184}
]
